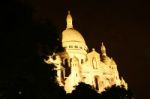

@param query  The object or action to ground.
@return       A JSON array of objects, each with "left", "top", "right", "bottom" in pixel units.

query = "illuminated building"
[{"left": 45, "top": 11, "right": 128, "bottom": 93}]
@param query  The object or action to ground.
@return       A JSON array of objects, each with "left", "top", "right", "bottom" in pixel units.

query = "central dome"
[
  {"left": 62, "top": 28, "right": 86, "bottom": 43},
  {"left": 61, "top": 11, "right": 88, "bottom": 64},
  {"left": 62, "top": 11, "right": 86, "bottom": 44}
]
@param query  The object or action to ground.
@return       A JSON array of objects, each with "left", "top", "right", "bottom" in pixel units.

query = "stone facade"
[{"left": 44, "top": 11, "right": 127, "bottom": 93}]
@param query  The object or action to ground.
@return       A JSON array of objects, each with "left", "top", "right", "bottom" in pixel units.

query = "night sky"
[{"left": 1, "top": 0, "right": 150, "bottom": 99}]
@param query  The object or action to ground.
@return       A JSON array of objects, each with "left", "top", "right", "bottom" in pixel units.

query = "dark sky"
[{"left": 11, "top": 0, "right": 150, "bottom": 99}]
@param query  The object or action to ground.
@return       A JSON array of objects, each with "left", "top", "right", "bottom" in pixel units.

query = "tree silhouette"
[
  {"left": 66, "top": 83, "right": 133, "bottom": 99},
  {"left": 101, "top": 85, "right": 133, "bottom": 99},
  {"left": 0, "top": 0, "right": 64, "bottom": 99},
  {"left": 68, "top": 82, "right": 100, "bottom": 99},
  {"left": 0, "top": 0, "right": 133, "bottom": 99}
]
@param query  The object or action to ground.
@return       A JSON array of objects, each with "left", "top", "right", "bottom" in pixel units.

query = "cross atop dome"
[{"left": 66, "top": 10, "right": 73, "bottom": 29}]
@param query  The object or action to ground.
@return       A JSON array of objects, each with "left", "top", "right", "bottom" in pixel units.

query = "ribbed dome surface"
[{"left": 62, "top": 28, "right": 86, "bottom": 43}]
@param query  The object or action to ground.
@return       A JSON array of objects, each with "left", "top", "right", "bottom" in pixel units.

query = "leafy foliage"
[{"left": 0, "top": 0, "right": 133, "bottom": 99}]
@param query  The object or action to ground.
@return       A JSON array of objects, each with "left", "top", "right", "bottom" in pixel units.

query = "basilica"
[{"left": 44, "top": 11, "right": 127, "bottom": 93}]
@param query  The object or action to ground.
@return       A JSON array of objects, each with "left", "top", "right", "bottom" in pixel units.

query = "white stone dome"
[{"left": 62, "top": 28, "right": 86, "bottom": 43}]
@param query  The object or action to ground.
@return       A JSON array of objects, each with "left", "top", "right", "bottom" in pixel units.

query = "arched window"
[
  {"left": 70, "top": 58, "right": 72, "bottom": 66},
  {"left": 81, "top": 59, "right": 84, "bottom": 64},
  {"left": 70, "top": 58, "right": 72, "bottom": 63},
  {"left": 61, "top": 70, "right": 64, "bottom": 79},
  {"left": 69, "top": 45, "right": 73, "bottom": 48},
  {"left": 75, "top": 45, "right": 78, "bottom": 48},
  {"left": 94, "top": 76, "right": 99, "bottom": 90}
]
